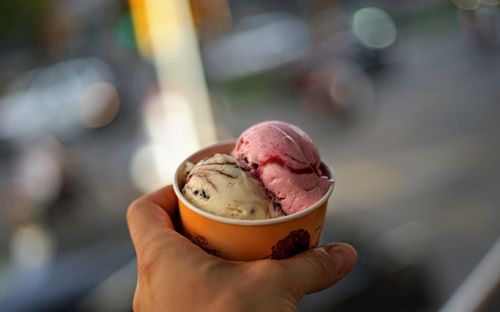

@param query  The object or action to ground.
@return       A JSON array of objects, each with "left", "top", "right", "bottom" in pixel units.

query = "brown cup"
[{"left": 173, "top": 141, "right": 334, "bottom": 261}]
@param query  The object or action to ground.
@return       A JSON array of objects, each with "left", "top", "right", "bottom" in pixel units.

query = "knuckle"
[
  {"left": 304, "top": 249, "right": 333, "bottom": 285},
  {"left": 127, "top": 194, "right": 158, "bottom": 230},
  {"left": 258, "top": 260, "right": 287, "bottom": 278},
  {"left": 132, "top": 294, "right": 141, "bottom": 311},
  {"left": 137, "top": 241, "right": 162, "bottom": 284},
  {"left": 127, "top": 197, "right": 145, "bottom": 224},
  {"left": 243, "top": 260, "right": 286, "bottom": 286}
]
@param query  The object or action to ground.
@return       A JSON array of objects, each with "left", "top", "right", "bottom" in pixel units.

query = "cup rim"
[{"left": 173, "top": 140, "right": 335, "bottom": 226}]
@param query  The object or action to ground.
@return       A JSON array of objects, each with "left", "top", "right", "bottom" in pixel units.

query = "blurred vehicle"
[
  {"left": 202, "top": 12, "right": 312, "bottom": 82},
  {"left": 201, "top": 6, "right": 397, "bottom": 126},
  {"left": 0, "top": 57, "right": 118, "bottom": 142}
]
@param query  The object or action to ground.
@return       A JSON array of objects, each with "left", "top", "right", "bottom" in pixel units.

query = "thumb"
[{"left": 279, "top": 243, "right": 357, "bottom": 297}]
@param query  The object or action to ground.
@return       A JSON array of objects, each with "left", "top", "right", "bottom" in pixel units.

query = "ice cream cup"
[{"left": 173, "top": 140, "right": 334, "bottom": 261}]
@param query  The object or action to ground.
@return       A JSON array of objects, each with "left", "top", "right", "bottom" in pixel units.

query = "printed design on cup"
[
  {"left": 271, "top": 229, "right": 310, "bottom": 259},
  {"left": 187, "top": 233, "right": 221, "bottom": 257}
]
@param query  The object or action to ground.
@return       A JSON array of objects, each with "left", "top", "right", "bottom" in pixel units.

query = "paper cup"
[{"left": 173, "top": 141, "right": 334, "bottom": 261}]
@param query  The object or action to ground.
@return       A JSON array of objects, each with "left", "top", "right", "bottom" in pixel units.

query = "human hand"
[{"left": 127, "top": 185, "right": 357, "bottom": 311}]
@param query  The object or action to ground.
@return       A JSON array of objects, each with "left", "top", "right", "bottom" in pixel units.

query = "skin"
[{"left": 127, "top": 185, "right": 357, "bottom": 312}]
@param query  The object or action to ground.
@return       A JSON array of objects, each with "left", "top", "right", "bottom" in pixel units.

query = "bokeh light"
[
  {"left": 129, "top": 90, "right": 201, "bottom": 193},
  {"left": 352, "top": 7, "right": 397, "bottom": 49},
  {"left": 129, "top": 143, "right": 160, "bottom": 193},
  {"left": 453, "top": 0, "right": 482, "bottom": 10},
  {"left": 15, "top": 137, "right": 63, "bottom": 205},
  {"left": 10, "top": 223, "right": 55, "bottom": 272},
  {"left": 78, "top": 82, "right": 120, "bottom": 128},
  {"left": 481, "top": 0, "right": 500, "bottom": 5}
]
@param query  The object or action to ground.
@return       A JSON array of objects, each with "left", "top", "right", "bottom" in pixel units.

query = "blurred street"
[{"left": 1, "top": 1, "right": 500, "bottom": 311}]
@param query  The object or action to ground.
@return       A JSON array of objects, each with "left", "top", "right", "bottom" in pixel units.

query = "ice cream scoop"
[
  {"left": 232, "top": 121, "right": 333, "bottom": 215},
  {"left": 182, "top": 153, "right": 282, "bottom": 220}
]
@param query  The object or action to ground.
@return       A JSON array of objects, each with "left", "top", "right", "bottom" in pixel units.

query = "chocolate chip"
[
  {"left": 200, "top": 190, "right": 210, "bottom": 199},
  {"left": 273, "top": 202, "right": 282, "bottom": 210},
  {"left": 251, "top": 163, "right": 259, "bottom": 169}
]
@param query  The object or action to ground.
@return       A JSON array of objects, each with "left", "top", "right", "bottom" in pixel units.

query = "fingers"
[
  {"left": 127, "top": 185, "right": 190, "bottom": 261},
  {"left": 133, "top": 185, "right": 179, "bottom": 217},
  {"left": 278, "top": 243, "right": 357, "bottom": 297},
  {"left": 127, "top": 185, "right": 177, "bottom": 235}
]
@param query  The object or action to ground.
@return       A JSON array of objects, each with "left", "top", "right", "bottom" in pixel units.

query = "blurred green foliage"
[{"left": 0, "top": 1, "right": 50, "bottom": 49}]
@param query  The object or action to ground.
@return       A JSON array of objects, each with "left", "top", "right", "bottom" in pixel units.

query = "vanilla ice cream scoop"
[{"left": 182, "top": 154, "right": 282, "bottom": 220}]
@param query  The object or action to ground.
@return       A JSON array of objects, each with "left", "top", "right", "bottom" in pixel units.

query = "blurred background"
[{"left": 1, "top": 0, "right": 500, "bottom": 311}]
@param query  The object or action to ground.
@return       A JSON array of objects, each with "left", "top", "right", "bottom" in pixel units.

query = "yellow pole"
[{"left": 130, "top": 0, "right": 217, "bottom": 190}]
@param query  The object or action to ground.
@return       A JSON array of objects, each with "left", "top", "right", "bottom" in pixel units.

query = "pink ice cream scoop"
[{"left": 232, "top": 121, "right": 333, "bottom": 215}]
